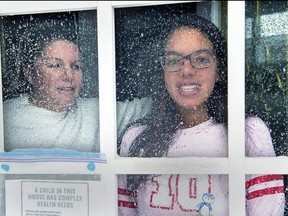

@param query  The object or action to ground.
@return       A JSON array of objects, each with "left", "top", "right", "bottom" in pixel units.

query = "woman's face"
[
  {"left": 164, "top": 28, "right": 218, "bottom": 112},
  {"left": 27, "top": 39, "right": 83, "bottom": 112}
]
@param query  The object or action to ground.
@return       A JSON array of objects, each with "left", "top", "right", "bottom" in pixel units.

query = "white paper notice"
[{"left": 5, "top": 179, "right": 105, "bottom": 216}]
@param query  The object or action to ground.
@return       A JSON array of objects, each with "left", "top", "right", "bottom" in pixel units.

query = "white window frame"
[{"left": 0, "top": 1, "right": 287, "bottom": 216}]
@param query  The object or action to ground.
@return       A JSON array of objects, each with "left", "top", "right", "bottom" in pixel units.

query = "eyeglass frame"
[{"left": 158, "top": 49, "right": 216, "bottom": 72}]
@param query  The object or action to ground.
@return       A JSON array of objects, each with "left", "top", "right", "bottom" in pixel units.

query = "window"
[
  {"left": 245, "top": 1, "right": 288, "bottom": 213},
  {"left": 1, "top": 9, "right": 99, "bottom": 152},
  {"left": 245, "top": 1, "right": 287, "bottom": 156},
  {"left": 0, "top": 1, "right": 287, "bottom": 216}
]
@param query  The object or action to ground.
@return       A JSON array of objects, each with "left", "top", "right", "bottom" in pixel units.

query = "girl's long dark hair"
[{"left": 119, "top": 13, "right": 227, "bottom": 190}]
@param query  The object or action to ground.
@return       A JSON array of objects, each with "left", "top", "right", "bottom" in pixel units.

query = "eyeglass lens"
[{"left": 161, "top": 50, "right": 214, "bottom": 72}]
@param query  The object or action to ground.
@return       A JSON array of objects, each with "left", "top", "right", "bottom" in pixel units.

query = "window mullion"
[
  {"left": 0, "top": 45, "right": 4, "bottom": 151},
  {"left": 115, "top": 157, "right": 230, "bottom": 175},
  {"left": 97, "top": 1, "right": 118, "bottom": 216},
  {"left": 245, "top": 157, "right": 288, "bottom": 174},
  {"left": 228, "top": 1, "right": 246, "bottom": 216},
  {"left": 0, "top": 1, "right": 97, "bottom": 15}
]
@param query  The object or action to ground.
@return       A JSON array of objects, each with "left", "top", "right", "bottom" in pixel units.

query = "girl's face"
[
  {"left": 164, "top": 28, "right": 218, "bottom": 113},
  {"left": 26, "top": 39, "right": 83, "bottom": 112}
]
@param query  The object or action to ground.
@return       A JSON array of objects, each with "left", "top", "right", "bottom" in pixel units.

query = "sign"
[{"left": 5, "top": 179, "right": 104, "bottom": 216}]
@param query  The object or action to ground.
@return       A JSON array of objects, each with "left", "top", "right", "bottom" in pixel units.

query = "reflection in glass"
[
  {"left": 245, "top": 2, "right": 288, "bottom": 211},
  {"left": 245, "top": 1, "right": 288, "bottom": 156},
  {"left": 0, "top": 11, "right": 99, "bottom": 152}
]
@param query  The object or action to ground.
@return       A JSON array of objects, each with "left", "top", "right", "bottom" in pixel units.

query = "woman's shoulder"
[
  {"left": 245, "top": 115, "right": 270, "bottom": 132},
  {"left": 4, "top": 94, "right": 29, "bottom": 108},
  {"left": 245, "top": 115, "right": 271, "bottom": 142},
  {"left": 77, "top": 97, "right": 98, "bottom": 111},
  {"left": 245, "top": 115, "right": 275, "bottom": 157},
  {"left": 78, "top": 97, "right": 98, "bottom": 106}
]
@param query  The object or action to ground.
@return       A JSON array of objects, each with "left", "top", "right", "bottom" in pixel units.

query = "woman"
[
  {"left": 117, "top": 14, "right": 285, "bottom": 215},
  {"left": 3, "top": 24, "right": 151, "bottom": 152}
]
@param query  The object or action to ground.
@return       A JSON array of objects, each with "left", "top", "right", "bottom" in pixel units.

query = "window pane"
[
  {"left": 115, "top": 2, "right": 228, "bottom": 158},
  {"left": 1, "top": 10, "right": 99, "bottom": 152},
  {"left": 245, "top": 1, "right": 288, "bottom": 156},
  {"left": 118, "top": 174, "right": 229, "bottom": 215},
  {"left": 245, "top": 174, "right": 285, "bottom": 215}
]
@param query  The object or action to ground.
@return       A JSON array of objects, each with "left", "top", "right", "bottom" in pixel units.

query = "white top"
[
  {"left": 120, "top": 119, "right": 228, "bottom": 158},
  {"left": 118, "top": 117, "right": 285, "bottom": 216},
  {"left": 3, "top": 94, "right": 151, "bottom": 152}
]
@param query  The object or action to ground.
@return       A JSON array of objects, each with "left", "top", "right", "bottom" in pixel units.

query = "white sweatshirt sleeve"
[
  {"left": 116, "top": 97, "right": 152, "bottom": 138},
  {"left": 245, "top": 116, "right": 285, "bottom": 216}
]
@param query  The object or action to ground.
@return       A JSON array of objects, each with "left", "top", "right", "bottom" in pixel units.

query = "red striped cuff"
[
  {"left": 246, "top": 175, "right": 283, "bottom": 189},
  {"left": 118, "top": 200, "right": 138, "bottom": 208},
  {"left": 118, "top": 188, "right": 138, "bottom": 197},
  {"left": 246, "top": 186, "right": 284, "bottom": 200}
]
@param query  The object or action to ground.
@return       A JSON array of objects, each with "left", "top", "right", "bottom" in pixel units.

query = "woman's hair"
[
  {"left": 18, "top": 22, "right": 80, "bottom": 93},
  {"left": 121, "top": 13, "right": 227, "bottom": 160}
]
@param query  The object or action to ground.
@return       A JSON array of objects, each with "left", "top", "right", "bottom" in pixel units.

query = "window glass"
[
  {"left": 284, "top": 174, "right": 288, "bottom": 213},
  {"left": 115, "top": 2, "right": 228, "bottom": 157},
  {"left": 0, "top": 10, "right": 99, "bottom": 152},
  {"left": 118, "top": 174, "right": 229, "bottom": 215},
  {"left": 245, "top": 2, "right": 287, "bottom": 214},
  {"left": 245, "top": 174, "right": 286, "bottom": 215},
  {"left": 115, "top": 2, "right": 230, "bottom": 215},
  {"left": 245, "top": 1, "right": 288, "bottom": 156}
]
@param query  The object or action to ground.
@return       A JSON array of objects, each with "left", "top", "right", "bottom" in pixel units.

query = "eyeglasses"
[{"left": 159, "top": 49, "right": 216, "bottom": 72}]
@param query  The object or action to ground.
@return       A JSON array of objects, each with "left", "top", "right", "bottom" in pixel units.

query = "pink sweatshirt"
[{"left": 118, "top": 117, "right": 285, "bottom": 216}]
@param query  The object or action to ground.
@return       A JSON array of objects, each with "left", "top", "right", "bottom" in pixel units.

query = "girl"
[{"left": 118, "top": 14, "right": 285, "bottom": 215}]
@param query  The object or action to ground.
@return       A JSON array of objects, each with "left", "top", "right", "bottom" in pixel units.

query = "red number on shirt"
[{"left": 150, "top": 174, "right": 211, "bottom": 212}]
